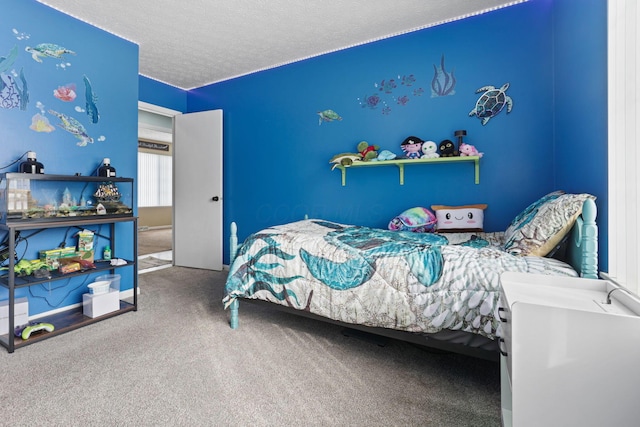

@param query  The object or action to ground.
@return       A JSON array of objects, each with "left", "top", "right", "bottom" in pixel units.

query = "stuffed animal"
[
  {"left": 370, "top": 150, "right": 397, "bottom": 161},
  {"left": 400, "top": 136, "right": 425, "bottom": 159},
  {"left": 421, "top": 140, "right": 440, "bottom": 158},
  {"left": 357, "top": 141, "right": 380, "bottom": 161},
  {"left": 438, "top": 139, "right": 458, "bottom": 157},
  {"left": 388, "top": 206, "right": 437, "bottom": 233},
  {"left": 459, "top": 142, "right": 484, "bottom": 158},
  {"left": 430, "top": 204, "right": 487, "bottom": 232}
]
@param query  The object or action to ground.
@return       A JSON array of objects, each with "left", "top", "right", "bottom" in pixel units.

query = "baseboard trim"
[{"left": 29, "top": 287, "right": 141, "bottom": 321}]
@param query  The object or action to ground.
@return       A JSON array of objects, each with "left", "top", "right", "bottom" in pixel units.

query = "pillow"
[
  {"left": 388, "top": 207, "right": 437, "bottom": 233},
  {"left": 430, "top": 204, "right": 487, "bottom": 232},
  {"left": 503, "top": 192, "right": 595, "bottom": 257}
]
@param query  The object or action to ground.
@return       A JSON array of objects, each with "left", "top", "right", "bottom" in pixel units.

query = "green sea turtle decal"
[
  {"left": 469, "top": 83, "right": 513, "bottom": 125},
  {"left": 317, "top": 109, "right": 342, "bottom": 125},
  {"left": 48, "top": 109, "right": 93, "bottom": 146},
  {"left": 25, "top": 43, "right": 75, "bottom": 63}
]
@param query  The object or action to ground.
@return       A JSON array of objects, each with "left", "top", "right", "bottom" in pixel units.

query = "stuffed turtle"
[{"left": 357, "top": 141, "right": 379, "bottom": 161}]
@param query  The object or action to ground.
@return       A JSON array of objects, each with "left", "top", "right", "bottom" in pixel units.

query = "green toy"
[
  {"left": 357, "top": 141, "right": 380, "bottom": 161},
  {"left": 21, "top": 322, "right": 55, "bottom": 340},
  {"left": 1, "top": 259, "right": 50, "bottom": 277},
  {"left": 329, "top": 152, "right": 362, "bottom": 170}
]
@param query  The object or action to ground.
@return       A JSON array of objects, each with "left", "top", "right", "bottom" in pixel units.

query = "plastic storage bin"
[
  {"left": 82, "top": 291, "right": 119, "bottom": 318},
  {"left": 95, "top": 274, "right": 121, "bottom": 292}
]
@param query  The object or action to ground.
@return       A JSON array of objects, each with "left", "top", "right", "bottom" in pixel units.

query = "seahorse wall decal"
[{"left": 431, "top": 54, "right": 456, "bottom": 97}]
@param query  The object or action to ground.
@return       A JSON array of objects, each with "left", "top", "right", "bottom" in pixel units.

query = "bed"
[{"left": 223, "top": 192, "right": 598, "bottom": 361}]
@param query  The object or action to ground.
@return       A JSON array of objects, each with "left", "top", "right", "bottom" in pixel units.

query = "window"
[
  {"left": 138, "top": 151, "right": 172, "bottom": 207},
  {"left": 605, "top": 0, "right": 640, "bottom": 295}
]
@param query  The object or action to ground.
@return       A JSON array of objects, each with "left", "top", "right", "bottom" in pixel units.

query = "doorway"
[{"left": 138, "top": 101, "right": 180, "bottom": 272}]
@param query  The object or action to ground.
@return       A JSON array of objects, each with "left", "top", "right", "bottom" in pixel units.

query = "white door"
[{"left": 173, "top": 109, "right": 223, "bottom": 270}]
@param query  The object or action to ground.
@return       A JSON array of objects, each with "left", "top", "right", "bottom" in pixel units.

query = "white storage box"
[
  {"left": 82, "top": 290, "right": 119, "bottom": 318},
  {"left": 0, "top": 297, "right": 29, "bottom": 335}
]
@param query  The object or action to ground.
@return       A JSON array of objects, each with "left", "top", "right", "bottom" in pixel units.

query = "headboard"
[{"left": 564, "top": 198, "right": 598, "bottom": 279}]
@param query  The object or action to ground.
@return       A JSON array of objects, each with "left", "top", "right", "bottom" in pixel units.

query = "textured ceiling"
[{"left": 38, "top": 0, "right": 524, "bottom": 90}]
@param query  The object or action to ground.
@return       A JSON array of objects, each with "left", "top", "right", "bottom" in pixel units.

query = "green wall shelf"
[{"left": 332, "top": 156, "right": 480, "bottom": 186}]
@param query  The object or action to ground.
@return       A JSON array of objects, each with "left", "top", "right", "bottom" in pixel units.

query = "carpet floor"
[{"left": 0, "top": 267, "right": 501, "bottom": 426}]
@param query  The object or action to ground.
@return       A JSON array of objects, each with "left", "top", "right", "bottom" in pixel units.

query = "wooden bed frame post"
[{"left": 229, "top": 221, "right": 239, "bottom": 329}]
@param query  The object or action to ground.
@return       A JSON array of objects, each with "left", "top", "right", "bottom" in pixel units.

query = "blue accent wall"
[
  {"left": 552, "top": 0, "right": 608, "bottom": 270},
  {"left": 139, "top": 75, "right": 186, "bottom": 112},
  {"left": 185, "top": 0, "right": 607, "bottom": 266},
  {"left": 0, "top": 0, "right": 139, "bottom": 315}
]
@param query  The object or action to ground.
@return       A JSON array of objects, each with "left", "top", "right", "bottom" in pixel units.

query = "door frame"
[{"left": 137, "top": 101, "right": 182, "bottom": 259}]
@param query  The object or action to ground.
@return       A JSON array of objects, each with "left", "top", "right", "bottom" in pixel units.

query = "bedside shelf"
[{"left": 332, "top": 156, "right": 480, "bottom": 186}]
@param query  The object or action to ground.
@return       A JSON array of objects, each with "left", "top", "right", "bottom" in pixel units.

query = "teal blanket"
[{"left": 223, "top": 220, "right": 577, "bottom": 339}]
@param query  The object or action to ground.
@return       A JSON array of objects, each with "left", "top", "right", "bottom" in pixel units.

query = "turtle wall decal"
[{"left": 469, "top": 82, "right": 513, "bottom": 125}]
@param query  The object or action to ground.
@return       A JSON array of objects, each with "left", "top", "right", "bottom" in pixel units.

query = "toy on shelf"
[
  {"left": 438, "top": 139, "right": 458, "bottom": 157},
  {"left": 357, "top": 141, "right": 379, "bottom": 161},
  {"left": 329, "top": 152, "right": 362, "bottom": 170},
  {"left": 370, "top": 150, "right": 397, "bottom": 161},
  {"left": 459, "top": 142, "right": 483, "bottom": 157},
  {"left": 421, "top": 140, "right": 439, "bottom": 158},
  {"left": 18, "top": 322, "right": 55, "bottom": 340},
  {"left": 400, "top": 136, "right": 425, "bottom": 159}
]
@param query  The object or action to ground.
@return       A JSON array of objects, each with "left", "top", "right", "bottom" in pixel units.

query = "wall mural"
[
  {"left": 357, "top": 72, "right": 425, "bottom": 115},
  {"left": 431, "top": 55, "right": 456, "bottom": 97},
  {"left": 1, "top": 28, "right": 106, "bottom": 146},
  {"left": 317, "top": 109, "right": 343, "bottom": 125},
  {"left": 469, "top": 83, "right": 513, "bottom": 125}
]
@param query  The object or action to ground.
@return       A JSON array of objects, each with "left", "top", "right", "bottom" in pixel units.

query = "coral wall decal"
[{"left": 431, "top": 55, "right": 456, "bottom": 97}]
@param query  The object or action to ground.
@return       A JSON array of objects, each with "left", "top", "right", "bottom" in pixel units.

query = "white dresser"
[{"left": 499, "top": 272, "right": 640, "bottom": 427}]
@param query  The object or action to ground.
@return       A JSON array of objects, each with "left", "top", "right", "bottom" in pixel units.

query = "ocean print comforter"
[{"left": 223, "top": 220, "right": 577, "bottom": 340}]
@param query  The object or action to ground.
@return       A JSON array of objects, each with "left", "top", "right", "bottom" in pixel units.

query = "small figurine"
[
  {"left": 421, "top": 140, "right": 440, "bottom": 158},
  {"left": 439, "top": 139, "right": 458, "bottom": 157},
  {"left": 400, "top": 136, "right": 425, "bottom": 159}
]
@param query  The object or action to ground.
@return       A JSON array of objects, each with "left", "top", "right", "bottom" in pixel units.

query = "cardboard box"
[
  {"left": 40, "top": 246, "right": 77, "bottom": 270},
  {"left": 0, "top": 297, "right": 29, "bottom": 335},
  {"left": 82, "top": 291, "right": 119, "bottom": 318}
]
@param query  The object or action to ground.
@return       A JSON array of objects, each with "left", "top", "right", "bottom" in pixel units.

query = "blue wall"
[
  {"left": 139, "top": 75, "right": 186, "bottom": 112},
  {"left": 184, "top": 0, "right": 607, "bottom": 266},
  {"left": 552, "top": 0, "right": 608, "bottom": 270},
  {"left": 0, "top": 0, "right": 139, "bottom": 315}
]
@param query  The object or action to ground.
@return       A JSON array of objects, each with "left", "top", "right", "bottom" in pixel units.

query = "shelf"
[
  {"left": 333, "top": 156, "right": 480, "bottom": 186},
  {"left": 0, "top": 301, "right": 136, "bottom": 351},
  {"left": 0, "top": 259, "right": 134, "bottom": 289},
  {"left": 0, "top": 212, "right": 138, "bottom": 353}
]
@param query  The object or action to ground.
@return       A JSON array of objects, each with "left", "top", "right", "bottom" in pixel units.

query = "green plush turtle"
[
  {"left": 329, "top": 153, "right": 362, "bottom": 170},
  {"left": 357, "top": 141, "right": 380, "bottom": 161}
]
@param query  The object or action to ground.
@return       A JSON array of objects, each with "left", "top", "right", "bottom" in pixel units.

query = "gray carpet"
[
  {"left": 138, "top": 227, "right": 172, "bottom": 256},
  {"left": 0, "top": 267, "right": 501, "bottom": 426}
]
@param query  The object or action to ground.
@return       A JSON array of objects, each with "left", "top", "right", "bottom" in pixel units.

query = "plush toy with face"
[
  {"left": 421, "top": 140, "right": 440, "bottom": 158},
  {"left": 401, "top": 136, "right": 425, "bottom": 159},
  {"left": 430, "top": 204, "right": 488, "bottom": 232},
  {"left": 439, "top": 139, "right": 458, "bottom": 157}
]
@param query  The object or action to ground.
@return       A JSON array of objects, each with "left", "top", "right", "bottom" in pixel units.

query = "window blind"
[{"left": 138, "top": 151, "right": 172, "bottom": 207}]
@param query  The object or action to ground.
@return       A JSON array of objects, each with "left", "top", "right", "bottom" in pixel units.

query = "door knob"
[{"left": 212, "top": 196, "right": 220, "bottom": 201}]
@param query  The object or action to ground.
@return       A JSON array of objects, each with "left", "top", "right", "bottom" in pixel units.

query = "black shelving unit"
[{"left": 0, "top": 174, "right": 137, "bottom": 353}]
